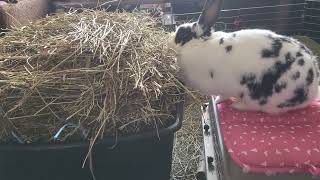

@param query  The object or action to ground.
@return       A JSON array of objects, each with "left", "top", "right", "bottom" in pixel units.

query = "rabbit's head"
[{"left": 169, "top": 0, "right": 223, "bottom": 50}]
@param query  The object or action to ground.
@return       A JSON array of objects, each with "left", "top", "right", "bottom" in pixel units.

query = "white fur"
[{"left": 170, "top": 27, "right": 320, "bottom": 114}]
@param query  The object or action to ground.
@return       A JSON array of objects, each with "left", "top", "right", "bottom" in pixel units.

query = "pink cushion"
[{"left": 218, "top": 100, "right": 320, "bottom": 176}]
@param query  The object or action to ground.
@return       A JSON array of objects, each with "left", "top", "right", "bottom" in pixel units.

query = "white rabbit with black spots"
[{"left": 169, "top": 0, "right": 320, "bottom": 114}]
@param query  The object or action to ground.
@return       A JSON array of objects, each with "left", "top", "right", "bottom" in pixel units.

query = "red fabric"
[{"left": 218, "top": 100, "right": 320, "bottom": 176}]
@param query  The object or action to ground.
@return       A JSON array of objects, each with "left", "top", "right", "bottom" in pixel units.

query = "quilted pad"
[{"left": 218, "top": 100, "right": 320, "bottom": 176}]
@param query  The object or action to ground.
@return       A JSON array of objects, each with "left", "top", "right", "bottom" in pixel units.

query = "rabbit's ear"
[{"left": 198, "top": 0, "right": 223, "bottom": 31}]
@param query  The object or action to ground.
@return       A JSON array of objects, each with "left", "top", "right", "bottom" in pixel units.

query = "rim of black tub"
[{"left": 0, "top": 100, "right": 185, "bottom": 151}]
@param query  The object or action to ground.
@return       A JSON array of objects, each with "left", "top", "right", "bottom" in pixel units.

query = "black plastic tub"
[{"left": 0, "top": 101, "right": 184, "bottom": 180}]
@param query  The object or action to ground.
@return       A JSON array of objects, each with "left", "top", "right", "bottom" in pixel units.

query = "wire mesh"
[{"left": 171, "top": 0, "right": 320, "bottom": 42}]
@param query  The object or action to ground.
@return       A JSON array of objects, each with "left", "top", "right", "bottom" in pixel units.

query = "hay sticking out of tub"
[{"left": 0, "top": 9, "right": 185, "bottom": 143}]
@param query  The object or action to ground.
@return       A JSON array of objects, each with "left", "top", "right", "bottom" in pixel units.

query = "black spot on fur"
[
  {"left": 259, "top": 99, "right": 267, "bottom": 105},
  {"left": 261, "top": 38, "right": 282, "bottom": 58},
  {"left": 219, "top": 38, "right": 224, "bottom": 45},
  {"left": 296, "top": 52, "right": 303, "bottom": 57},
  {"left": 306, "top": 68, "right": 314, "bottom": 86},
  {"left": 242, "top": 52, "right": 295, "bottom": 103},
  {"left": 202, "top": 29, "right": 211, "bottom": 38},
  {"left": 240, "top": 92, "right": 244, "bottom": 98},
  {"left": 298, "top": 59, "right": 305, "bottom": 66},
  {"left": 278, "top": 87, "right": 308, "bottom": 108},
  {"left": 225, "top": 45, "right": 233, "bottom": 53},
  {"left": 209, "top": 70, "right": 214, "bottom": 79},
  {"left": 285, "top": 52, "right": 292, "bottom": 61},
  {"left": 274, "top": 61, "right": 282, "bottom": 68},
  {"left": 292, "top": 71, "right": 300, "bottom": 80},
  {"left": 274, "top": 82, "right": 287, "bottom": 93},
  {"left": 232, "top": 33, "right": 236, "bottom": 38},
  {"left": 175, "top": 26, "right": 197, "bottom": 46},
  {"left": 240, "top": 73, "right": 256, "bottom": 85}
]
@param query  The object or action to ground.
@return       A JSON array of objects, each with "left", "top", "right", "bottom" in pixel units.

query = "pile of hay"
[
  {"left": 1, "top": 0, "right": 18, "bottom": 4},
  {"left": 0, "top": 9, "right": 185, "bottom": 144}
]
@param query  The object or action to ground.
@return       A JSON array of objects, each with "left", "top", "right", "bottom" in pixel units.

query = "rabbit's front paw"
[{"left": 231, "top": 101, "right": 252, "bottom": 111}]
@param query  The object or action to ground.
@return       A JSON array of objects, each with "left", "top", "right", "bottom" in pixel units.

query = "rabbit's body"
[{"left": 173, "top": 27, "right": 320, "bottom": 114}]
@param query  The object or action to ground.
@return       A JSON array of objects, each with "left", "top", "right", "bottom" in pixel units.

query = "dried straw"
[
  {"left": 0, "top": 9, "right": 187, "bottom": 144},
  {"left": 2, "top": 0, "right": 18, "bottom": 3}
]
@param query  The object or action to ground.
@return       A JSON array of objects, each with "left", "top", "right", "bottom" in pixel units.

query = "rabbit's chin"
[{"left": 167, "top": 32, "right": 182, "bottom": 52}]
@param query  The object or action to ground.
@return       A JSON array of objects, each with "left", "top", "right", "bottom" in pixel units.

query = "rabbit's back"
[{"left": 177, "top": 29, "right": 319, "bottom": 113}]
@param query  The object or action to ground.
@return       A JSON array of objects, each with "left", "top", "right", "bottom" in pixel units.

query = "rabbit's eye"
[{"left": 175, "top": 27, "right": 197, "bottom": 46}]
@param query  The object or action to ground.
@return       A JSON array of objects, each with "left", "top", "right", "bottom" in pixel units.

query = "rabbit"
[{"left": 169, "top": 0, "right": 320, "bottom": 114}]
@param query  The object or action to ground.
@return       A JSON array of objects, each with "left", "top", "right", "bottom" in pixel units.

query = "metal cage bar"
[{"left": 198, "top": 96, "right": 230, "bottom": 180}]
